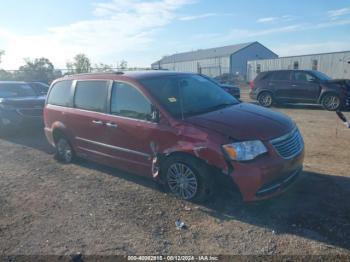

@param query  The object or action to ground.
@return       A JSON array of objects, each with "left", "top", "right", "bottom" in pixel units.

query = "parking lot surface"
[{"left": 0, "top": 90, "right": 350, "bottom": 255}]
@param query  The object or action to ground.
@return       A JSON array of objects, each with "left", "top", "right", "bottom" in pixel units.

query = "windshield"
[
  {"left": 140, "top": 74, "right": 239, "bottom": 118},
  {"left": 29, "top": 82, "right": 49, "bottom": 95},
  {"left": 312, "top": 71, "right": 332, "bottom": 81},
  {"left": 0, "top": 83, "right": 37, "bottom": 98}
]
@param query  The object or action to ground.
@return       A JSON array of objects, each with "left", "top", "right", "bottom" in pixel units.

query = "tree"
[
  {"left": 94, "top": 63, "right": 113, "bottom": 72},
  {"left": 0, "top": 50, "right": 4, "bottom": 65},
  {"left": 118, "top": 60, "right": 128, "bottom": 69},
  {"left": 67, "top": 54, "right": 91, "bottom": 74},
  {"left": 16, "top": 57, "right": 58, "bottom": 83},
  {"left": 0, "top": 70, "right": 13, "bottom": 81}
]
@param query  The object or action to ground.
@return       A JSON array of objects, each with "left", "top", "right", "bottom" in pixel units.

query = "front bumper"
[
  {"left": 229, "top": 148, "right": 305, "bottom": 202},
  {"left": 0, "top": 109, "right": 43, "bottom": 130},
  {"left": 346, "top": 97, "right": 350, "bottom": 107}
]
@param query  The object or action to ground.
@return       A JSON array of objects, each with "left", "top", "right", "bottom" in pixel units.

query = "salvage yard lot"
[{"left": 0, "top": 90, "right": 350, "bottom": 255}]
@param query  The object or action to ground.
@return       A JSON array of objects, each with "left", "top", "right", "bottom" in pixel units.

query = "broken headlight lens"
[{"left": 222, "top": 140, "right": 268, "bottom": 161}]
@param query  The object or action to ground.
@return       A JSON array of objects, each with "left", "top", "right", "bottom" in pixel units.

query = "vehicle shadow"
[
  {"left": 203, "top": 171, "right": 350, "bottom": 250},
  {"left": 0, "top": 126, "right": 54, "bottom": 154},
  {"left": 2, "top": 130, "right": 350, "bottom": 250}
]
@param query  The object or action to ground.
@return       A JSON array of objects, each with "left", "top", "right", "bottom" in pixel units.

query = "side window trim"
[
  {"left": 72, "top": 79, "right": 112, "bottom": 113},
  {"left": 109, "top": 80, "right": 155, "bottom": 122}
]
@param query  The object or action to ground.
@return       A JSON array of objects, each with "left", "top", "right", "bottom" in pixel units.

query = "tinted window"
[
  {"left": 30, "top": 82, "right": 49, "bottom": 95},
  {"left": 293, "top": 72, "right": 316, "bottom": 82},
  {"left": 258, "top": 72, "right": 271, "bottom": 80},
  {"left": 272, "top": 71, "right": 290, "bottom": 81},
  {"left": 0, "top": 83, "right": 37, "bottom": 98},
  {"left": 47, "top": 80, "right": 72, "bottom": 107},
  {"left": 74, "top": 81, "right": 108, "bottom": 112},
  {"left": 111, "top": 82, "right": 152, "bottom": 121},
  {"left": 140, "top": 74, "right": 238, "bottom": 118}
]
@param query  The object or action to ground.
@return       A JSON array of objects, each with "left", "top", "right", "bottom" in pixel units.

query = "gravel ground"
[{"left": 0, "top": 90, "right": 350, "bottom": 256}]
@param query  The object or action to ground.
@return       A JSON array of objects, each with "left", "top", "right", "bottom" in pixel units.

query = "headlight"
[{"left": 222, "top": 140, "right": 267, "bottom": 161}]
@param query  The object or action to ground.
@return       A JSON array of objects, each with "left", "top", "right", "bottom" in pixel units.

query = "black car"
[
  {"left": 249, "top": 70, "right": 350, "bottom": 111},
  {"left": 0, "top": 81, "right": 46, "bottom": 134},
  {"left": 205, "top": 76, "right": 241, "bottom": 99},
  {"left": 29, "top": 82, "right": 50, "bottom": 95}
]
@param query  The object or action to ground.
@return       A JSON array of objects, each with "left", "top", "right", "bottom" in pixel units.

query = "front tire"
[
  {"left": 0, "top": 117, "right": 9, "bottom": 137},
  {"left": 258, "top": 92, "right": 274, "bottom": 107},
  {"left": 322, "top": 93, "right": 341, "bottom": 111},
  {"left": 162, "top": 155, "right": 213, "bottom": 203},
  {"left": 55, "top": 135, "right": 74, "bottom": 163}
]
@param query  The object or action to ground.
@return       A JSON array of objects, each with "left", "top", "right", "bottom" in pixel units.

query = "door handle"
[
  {"left": 106, "top": 122, "right": 118, "bottom": 128},
  {"left": 92, "top": 120, "right": 103, "bottom": 125},
  {"left": 292, "top": 85, "right": 297, "bottom": 87}
]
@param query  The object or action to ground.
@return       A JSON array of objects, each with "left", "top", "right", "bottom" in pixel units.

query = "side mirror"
[
  {"left": 150, "top": 105, "right": 160, "bottom": 123},
  {"left": 309, "top": 77, "right": 318, "bottom": 83}
]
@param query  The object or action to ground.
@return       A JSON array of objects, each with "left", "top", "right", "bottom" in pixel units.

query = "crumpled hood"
[{"left": 185, "top": 103, "right": 295, "bottom": 141}]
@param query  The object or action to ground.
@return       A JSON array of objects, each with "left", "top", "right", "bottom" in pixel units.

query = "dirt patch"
[{"left": 0, "top": 91, "right": 350, "bottom": 255}]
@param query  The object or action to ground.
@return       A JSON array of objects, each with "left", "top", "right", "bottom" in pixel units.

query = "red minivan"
[{"left": 44, "top": 71, "right": 305, "bottom": 202}]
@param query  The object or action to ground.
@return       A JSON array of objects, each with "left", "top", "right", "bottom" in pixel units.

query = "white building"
[
  {"left": 247, "top": 51, "right": 350, "bottom": 81},
  {"left": 152, "top": 42, "right": 277, "bottom": 80}
]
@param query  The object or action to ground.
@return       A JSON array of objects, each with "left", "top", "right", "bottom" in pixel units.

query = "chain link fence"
[{"left": 0, "top": 67, "right": 152, "bottom": 84}]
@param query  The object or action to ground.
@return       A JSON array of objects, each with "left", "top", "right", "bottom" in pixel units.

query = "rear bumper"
[
  {"left": 249, "top": 91, "right": 258, "bottom": 100},
  {"left": 229, "top": 149, "right": 305, "bottom": 202}
]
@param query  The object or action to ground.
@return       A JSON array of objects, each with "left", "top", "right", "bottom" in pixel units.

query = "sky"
[{"left": 0, "top": 0, "right": 350, "bottom": 70}]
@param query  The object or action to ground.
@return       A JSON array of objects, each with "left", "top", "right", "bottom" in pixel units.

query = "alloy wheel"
[
  {"left": 323, "top": 95, "right": 340, "bottom": 111},
  {"left": 259, "top": 93, "right": 273, "bottom": 107},
  {"left": 166, "top": 163, "right": 198, "bottom": 200}
]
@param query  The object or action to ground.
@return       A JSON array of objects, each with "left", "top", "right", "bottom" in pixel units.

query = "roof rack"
[{"left": 64, "top": 71, "right": 124, "bottom": 77}]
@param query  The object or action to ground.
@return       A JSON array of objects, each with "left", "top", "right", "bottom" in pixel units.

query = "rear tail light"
[{"left": 249, "top": 81, "right": 255, "bottom": 90}]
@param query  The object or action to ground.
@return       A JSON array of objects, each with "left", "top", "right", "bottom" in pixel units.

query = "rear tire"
[
  {"left": 162, "top": 155, "right": 213, "bottom": 203},
  {"left": 54, "top": 135, "right": 74, "bottom": 163},
  {"left": 258, "top": 92, "right": 274, "bottom": 107},
  {"left": 321, "top": 93, "right": 341, "bottom": 111}
]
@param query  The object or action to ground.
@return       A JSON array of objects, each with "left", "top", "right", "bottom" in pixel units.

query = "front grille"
[
  {"left": 270, "top": 128, "right": 304, "bottom": 159},
  {"left": 17, "top": 109, "right": 43, "bottom": 117}
]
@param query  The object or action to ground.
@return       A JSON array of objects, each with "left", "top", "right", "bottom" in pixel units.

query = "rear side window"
[
  {"left": 257, "top": 72, "right": 271, "bottom": 81},
  {"left": 111, "top": 82, "right": 152, "bottom": 121},
  {"left": 74, "top": 81, "right": 109, "bottom": 112},
  {"left": 47, "top": 80, "right": 72, "bottom": 107},
  {"left": 271, "top": 71, "right": 291, "bottom": 81}
]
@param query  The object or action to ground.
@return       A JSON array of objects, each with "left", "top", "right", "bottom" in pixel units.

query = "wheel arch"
[
  {"left": 157, "top": 150, "right": 242, "bottom": 199},
  {"left": 257, "top": 89, "right": 274, "bottom": 99},
  {"left": 318, "top": 90, "right": 340, "bottom": 104}
]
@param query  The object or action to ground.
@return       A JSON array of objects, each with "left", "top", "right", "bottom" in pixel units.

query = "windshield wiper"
[{"left": 183, "top": 102, "right": 236, "bottom": 117}]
